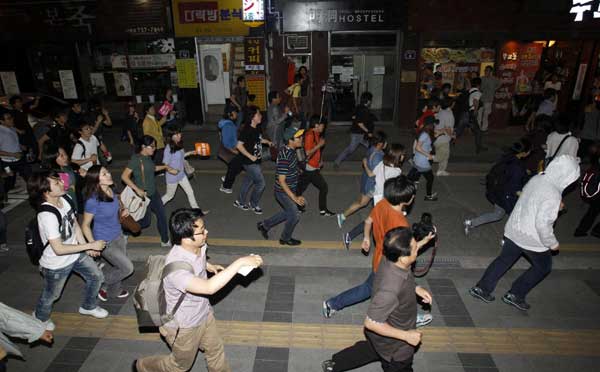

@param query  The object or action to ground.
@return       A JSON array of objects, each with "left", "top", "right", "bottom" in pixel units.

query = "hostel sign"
[{"left": 570, "top": 0, "right": 600, "bottom": 22}]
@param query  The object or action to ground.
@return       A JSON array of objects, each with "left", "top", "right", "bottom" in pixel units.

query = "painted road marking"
[{"left": 49, "top": 312, "right": 600, "bottom": 356}]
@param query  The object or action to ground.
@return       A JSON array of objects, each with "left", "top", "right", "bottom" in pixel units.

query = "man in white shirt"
[
  {"left": 0, "top": 111, "right": 31, "bottom": 192},
  {"left": 479, "top": 66, "right": 501, "bottom": 131},
  {"left": 71, "top": 122, "right": 109, "bottom": 171},
  {"left": 545, "top": 117, "right": 579, "bottom": 160},
  {"left": 434, "top": 99, "right": 455, "bottom": 176},
  {"left": 28, "top": 170, "right": 108, "bottom": 332}
]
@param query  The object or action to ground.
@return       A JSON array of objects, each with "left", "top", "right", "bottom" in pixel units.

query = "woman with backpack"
[
  {"left": 575, "top": 142, "right": 600, "bottom": 238},
  {"left": 121, "top": 135, "right": 179, "bottom": 247},
  {"left": 161, "top": 128, "right": 208, "bottom": 214},
  {"left": 409, "top": 116, "right": 438, "bottom": 201},
  {"left": 464, "top": 139, "right": 532, "bottom": 236},
  {"left": 81, "top": 165, "right": 134, "bottom": 301}
]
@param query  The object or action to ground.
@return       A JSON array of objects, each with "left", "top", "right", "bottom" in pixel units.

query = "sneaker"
[
  {"left": 502, "top": 293, "right": 530, "bottom": 311},
  {"left": 98, "top": 289, "right": 108, "bottom": 302},
  {"left": 279, "top": 238, "right": 301, "bottom": 246},
  {"left": 342, "top": 232, "right": 351, "bottom": 250},
  {"left": 200, "top": 209, "right": 210, "bottom": 216},
  {"left": 160, "top": 240, "right": 171, "bottom": 248},
  {"left": 322, "top": 300, "right": 336, "bottom": 318},
  {"left": 322, "top": 360, "right": 335, "bottom": 372},
  {"left": 257, "top": 222, "right": 269, "bottom": 240},
  {"left": 78, "top": 306, "right": 109, "bottom": 319},
  {"left": 424, "top": 193, "right": 438, "bottom": 201},
  {"left": 336, "top": 213, "right": 346, "bottom": 228},
  {"left": 233, "top": 200, "right": 249, "bottom": 210},
  {"left": 469, "top": 286, "right": 495, "bottom": 303},
  {"left": 221, "top": 176, "right": 225, "bottom": 182},
  {"left": 251, "top": 206, "right": 263, "bottom": 215},
  {"left": 0, "top": 243, "right": 8, "bottom": 252},
  {"left": 416, "top": 313, "right": 433, "bottom": 328},
  {"left": 463, "top": 219, "right": 472, "bottom": 236},
  {"left": 320, "top": 209, "right": 335, "bottom": 217},
  {"left": 436, "top": 170, "right": 450, "bottom": 176},
  {"left": 117, "top": 289, "right": 130, "bottom": 299},
  {"left": 32, "top": 312, "right": 55, "bottom": 331},
  {"left": 219, "top": 185, "right": 233, "bottom": 194}
]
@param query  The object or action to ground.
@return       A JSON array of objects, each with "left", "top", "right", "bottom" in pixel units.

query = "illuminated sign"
[
  {"left": 570, "top": 0, "right": 600, "bottom": 22},
  {"left": 243, "top": 0, "right": 264, "bottom": 22}
]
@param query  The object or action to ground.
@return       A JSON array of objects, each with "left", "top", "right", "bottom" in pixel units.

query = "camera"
[{"left": 412, "top": 213, "right": 437, "bottom": 248}]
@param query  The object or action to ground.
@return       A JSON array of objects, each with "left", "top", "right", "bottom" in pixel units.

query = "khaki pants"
[
  {"left": 137, "top": 313, "right": 230, "bottom": 372},
  {"left": 477, "top": 102, "right": 493, "bottom": 131},
  {"left": 434, "top": 141, "right": 450, "bottom": 173}
]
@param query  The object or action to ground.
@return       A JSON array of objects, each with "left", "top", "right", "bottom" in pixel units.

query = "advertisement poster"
[
  {"left": 58, "top": 70, "right": 78, "bottom": 99},
  {"left": 176, "top": 59, "right": 199, "bottom": 88},
  {"left": 514, "top": 44, "right": 543, "bottom": 94},
  {"left": 0, "top": 71, "right": 20, "bottom": 95},
  {"left": 246, "top": 74, "right": 266, "bottom": 111},
  {"left": 90, "top": 72, "right": 107, "bottom": 94},
  {"left": 113, "top": 72, "right": 132, "bottom": 96}
]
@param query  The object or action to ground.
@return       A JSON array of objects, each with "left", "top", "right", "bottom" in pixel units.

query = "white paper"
[
  {"left": 0, "top": 71, "right": 20, "bottom": 95},
  {"left": 373, "top": 66, "right": 385, "bottom": 75},
  {"left": 172, "top": 94, "right": 178, "bottom": 103},
  {"left": 90, "top": 73, "right": 107, "bottom": 94},
  {"left": 135, "top": 95, "right": 142, "bottom": 103},
  {"left": 237, "top": 265, "right": 255, "bottom": 276},
  {"left": 58, "top": 70, "right": 78, "bottom": 99},
  {"left": 148, "top": 95, "right": 155, "bottom": 103},
  {"left": 111, "top": 55, "right": 128, "bottom": 69},
  {"left": 113, "top": 72, "right": 132, "bottom": 97},
  {"left": 332, "top": 65, "right": 343, "bottom": 74}
]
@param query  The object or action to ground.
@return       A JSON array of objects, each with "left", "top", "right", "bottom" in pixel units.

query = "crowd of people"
[{"left": 0, "top": 62, "right": 599, "bottom": 372}]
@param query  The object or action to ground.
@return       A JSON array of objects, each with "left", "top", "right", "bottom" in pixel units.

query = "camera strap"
[{"left": 412, "top": 241, "right": 438, "bottom": 278}]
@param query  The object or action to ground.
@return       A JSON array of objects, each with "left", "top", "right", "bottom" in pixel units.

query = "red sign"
[{"left": 178, "top": 2, "right": 219, "bottom": 24}]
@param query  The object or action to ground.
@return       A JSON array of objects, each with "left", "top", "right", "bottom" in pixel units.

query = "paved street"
[{"left": 1, "top": 124, "right": 600, "bottom": 372}]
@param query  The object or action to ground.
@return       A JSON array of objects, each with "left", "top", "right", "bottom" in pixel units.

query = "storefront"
[
  {"left": 171, "top": 0, "right": 266, "bottom": 122},
  {"left": 273, "top": 0, "right": 406, "bottom": 125}
]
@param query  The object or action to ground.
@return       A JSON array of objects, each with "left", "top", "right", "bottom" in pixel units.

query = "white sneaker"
[
  {"left": 219, "top": 185, "right": 233, "bottom": 194},
  {"left": 0, "top": 243, "right": 8, "bottom": 252},
  {"left": 32, "top": 312, "right": 55, "bottom": 331},
  {"left": 464, "top": 220, "right": 472, "bottom": 236},
  {"left": 221, "top": 176, "right": 225, "bottom": 182},
  {"left": 79, "top": 306, "right": 109, "bottom": 319},
  {"left": 436, "top": 170, "right": 450, "bottom": 176},
  {"left": 161, "top": 240, "right": 172, "bottom": 248}
]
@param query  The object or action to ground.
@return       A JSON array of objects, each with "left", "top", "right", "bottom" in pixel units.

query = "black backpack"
[
  {"left": 25, "top": 195, "right": 75, "bottom": 265},
  {"left": 485, "top": 157, "right": 511, "bottom": 204}
]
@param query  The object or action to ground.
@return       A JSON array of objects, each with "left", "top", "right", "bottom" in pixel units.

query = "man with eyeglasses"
[{"left": 135, "top": 208, "right": 263, "bottom": 372}]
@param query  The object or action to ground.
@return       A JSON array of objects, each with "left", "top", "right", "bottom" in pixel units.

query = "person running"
[
  {"left": 161, "top": 128, "right": 208, "bottom": 214},
  {"left": 464, "top": 139, "right": 531, "bottom": 235},
  {"left": 469, "top": 155, "right": 580, "bottom": 311},
  {"left": 42, "top": 144, "right": 84, "bottom": 214},
  {"left": 324, "top": 176, "right": 434, "bottom": 326},
  {"left": 229, "top": 106, "right": 273, "bottom": 214},
  {"left": 71, "top": 121, "right": 111, "bottom": 172},
  {"left": 142, "top": 104, "right": 168, "bottom": 163},
  {"left": 297, "top": 115, "right": 335, "bottom": 216},
  {"left": 28, "top": 170, "right": 108, "bottom": 331},
  {"left": 334, "top": 92, "right": 375, "bottom": 168},
  {"left": 121, "top": 135, "right": 178, "bottom": 247},
  {"left": 81, "top": 165, "right": 134, "bottom": 302},
  {"left": 321, "top": 227, "right": 432, "bottom": 372},
  {"left": 342, "top": 144, "right": 405, "bottom": 249},
  {"left": 336, "top": 132, "right": 387, "bottom": 229},
  {"left": 409, "top": 116, "right": 438, "bottom": 201},
  {"left": 135, "top": 208, "right": 263, "bottom": 372},
  {"left": 257, "top": 127, "right": 306, "bottom": 246}
]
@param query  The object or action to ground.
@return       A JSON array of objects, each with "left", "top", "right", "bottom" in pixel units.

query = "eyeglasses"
[{"left": 193, "top": 227, "right": 207, "bottom": 236}]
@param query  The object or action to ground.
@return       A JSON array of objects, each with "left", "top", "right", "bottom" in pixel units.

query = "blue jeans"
[
  {"left": 348, "top": 221, "right": 365, "bottom": 241},
  {"left": 35, "top": 253, "right": 104, "bottom": 321},
  {"left": 139, "top": 193, "right": 169, "bottom": 243},
  {"left": 263, "top": 192, "right": 300, "bottom": 241},
  {"left": 477, "top": 237, "right": 552, "bottom": 300},
  {"left": 328, "top": 272, "right": 374, "bottom": 311},
  {"left": 102, "top": 234, "right": 134, "bottom": 297},
  {"left": 238, "top": 163, "right": 265, "bottom": 208},
  {"left": 335, "top": 133, "right": 369, "bottom": 165}
]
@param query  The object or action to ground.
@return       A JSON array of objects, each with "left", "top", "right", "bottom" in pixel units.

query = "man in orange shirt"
[
  {"left": 323, "top": 176, "right": 434, "bottom": 324},
  {"left": 297, "top": 116, "right": 335, "bottom": 216}
]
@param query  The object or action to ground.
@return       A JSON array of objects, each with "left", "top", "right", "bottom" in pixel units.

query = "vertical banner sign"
[
  {"left": 244, "top": 37, "right": 265, "bottom": 72},
  {"left": 0, "top": 72, "right": 20, "bottom": 95},
  {"left": 573, "top": 63, "right": 588, "bottom": 100},
  {"left": 58, "top": 70, "right": 78, "bottom": 99},
  {"left": 176, "top": 59, "right": 199, "bottom": 88},
  {"left": 242, "top": 0, "right": 264, "bottom": 21},
  {"left": 246, "top": 75, "right": 266, "bottom": 111}
]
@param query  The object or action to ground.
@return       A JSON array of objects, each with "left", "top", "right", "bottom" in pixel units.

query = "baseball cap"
[{"left": 283, "top": 127, "right": 305, "bottom": 141}]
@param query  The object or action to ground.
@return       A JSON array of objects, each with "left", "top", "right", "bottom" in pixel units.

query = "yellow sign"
[
  {"left": 173, "top": 0, "right": 262, "bottom": 37},
  {"left": 246, "top": 75, "right": 266, "bottom": 111},
  {"left": 175, "top": 59, "right": 198, "bottom": 88}
]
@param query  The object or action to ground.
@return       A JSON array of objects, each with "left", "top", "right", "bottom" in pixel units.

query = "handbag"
[
  {"left": 120, "top": 159, "right": 150, "bottom": 221},
  {"left": 119, "top": 205, "right": 141, "bottom": 233}
]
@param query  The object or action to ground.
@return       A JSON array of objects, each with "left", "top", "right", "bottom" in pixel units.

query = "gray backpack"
[{"left": 133, "top": 255, "right": 194, "bottom": 330}]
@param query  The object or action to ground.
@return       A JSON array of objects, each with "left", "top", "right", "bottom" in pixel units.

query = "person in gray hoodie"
[
  {"left": 1, "top": 302, "right": 53, "bottom": 371},
  {"left": 469, "top": 155, "right": 580, "bottom": 311}
]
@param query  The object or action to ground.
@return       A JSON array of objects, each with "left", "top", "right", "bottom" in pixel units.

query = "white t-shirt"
[
  {"left": 434, "top": 108, "right": 455, "bottom": 145},
  {"left": 468, "top": 88, "right": 482, "bottom": 111},
  {"left": 544, "top": 81, "right": 562, "bottom": 92},
  {"left": 373, "top": 163, "right": 402, "bottom": 205},
  {"left": 38, "top": 198, "right": 79, "bottom": 270},
  {"left": 72, "top": 135, "right": 100, "bottom": 170}
]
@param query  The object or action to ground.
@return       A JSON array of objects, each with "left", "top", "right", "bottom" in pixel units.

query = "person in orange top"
[
  {"left": 297, "top": 116, "right": 335, "bottom": 216},
  {"left": 323, "top": 176, "right": 435, "bottom": 322}
]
